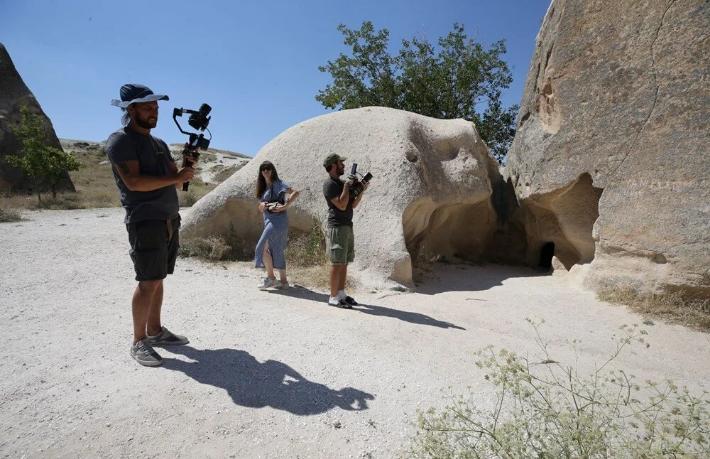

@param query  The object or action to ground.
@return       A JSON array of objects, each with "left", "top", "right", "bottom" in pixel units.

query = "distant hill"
[{"left": 60, "top": 138, "right": 251, "bottom": 186}]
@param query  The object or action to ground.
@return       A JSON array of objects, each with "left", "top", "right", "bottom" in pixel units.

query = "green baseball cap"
[{"left": 323, "top": 153, "right": 346, "bottom": 168}]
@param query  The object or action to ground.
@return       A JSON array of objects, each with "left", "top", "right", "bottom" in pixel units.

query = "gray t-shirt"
[
  {"left": 105, "top": 127, "right": 179, "bottom": 224},
  {"left": 323, "top": 176, "right": 353, "bottom": 227}
]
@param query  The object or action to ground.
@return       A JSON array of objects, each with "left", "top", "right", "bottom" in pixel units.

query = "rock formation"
[
  {"left": 181, "top": 107, "right": 503, "bottom": 288},
  {"left": 0, "top": 42, "right": 74, "bottom": 192},
  {"left": 506, "top": 0, "right": 709, "bottom": 297}
]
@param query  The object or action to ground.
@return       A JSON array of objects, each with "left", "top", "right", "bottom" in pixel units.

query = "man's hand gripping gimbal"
[{"left": 173, "top": 103, "right": 212, "bottom": 191}]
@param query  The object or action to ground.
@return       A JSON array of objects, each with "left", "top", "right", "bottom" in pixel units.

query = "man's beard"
[
  {"left": 336, "top": 165, "right": 345, "bottom": 176},
  {"left": 134, "top": 114, "right": 157, "bottom": 129}
]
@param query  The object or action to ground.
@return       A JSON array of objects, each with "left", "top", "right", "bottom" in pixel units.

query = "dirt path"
[{"left": 1, "top": 208, "right": 708, "bottom": 458}]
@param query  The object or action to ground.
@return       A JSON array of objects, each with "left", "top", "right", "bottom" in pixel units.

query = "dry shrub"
[
  {"left": 285, "top": 224, "right": 358, "bottom": 291},
  {"left": 410, "top": 320, "right": 710, "bottom": 458},
  {"left": 179, "top": 224, "right": 252, "bottom": 262},
  {"left": 0, "top": 208, "right": 23, "bottom": 222},
  {"left": 288, "top": 264, "right": 332, "bottom": 290},
  {"left": 178, "top": 236, "right": 232, "bottom": 260},
  {"left": 599, "top": 287, "right": 710, "bottom": 332},
  {"left": 286, "top": 223, "right": 328, "bottom": 267}
]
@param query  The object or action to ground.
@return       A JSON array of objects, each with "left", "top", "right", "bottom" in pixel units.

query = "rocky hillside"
[
  {"left": 61, "top": 138, "right": 250, "bottom": 186},
  {"left": 0, "top": 43, "right": 74, "bottom": 193}
]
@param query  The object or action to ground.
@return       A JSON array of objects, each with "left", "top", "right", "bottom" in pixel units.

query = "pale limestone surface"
[
  {"left": 2, "top": 207, "right": 708, "bottom": 457},
  {"left": 181, "top": 107, "right": 501, "bottom": 288},
  {"left": 505, "top": 0, "right": 710, "bottom": 296}
]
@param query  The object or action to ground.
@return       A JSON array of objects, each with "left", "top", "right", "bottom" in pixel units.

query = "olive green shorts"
[{"left": 327, "top": 225, "right": 354, "bottom": 265}]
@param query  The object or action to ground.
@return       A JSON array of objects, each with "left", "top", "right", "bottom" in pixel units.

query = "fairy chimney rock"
[{"left": 0, "top": 42, "right": 74, "bottom": 192}]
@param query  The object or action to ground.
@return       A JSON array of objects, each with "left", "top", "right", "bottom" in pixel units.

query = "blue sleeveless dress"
[{"left": 254, "top": 180, "right": 289, "bottom": 270}]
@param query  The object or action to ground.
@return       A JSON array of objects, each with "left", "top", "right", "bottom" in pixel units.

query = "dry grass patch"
[
  {"left": 0, "top": 208, "right": 23, "bottom": 222},
  {"left": 178, "top": 236, "right": 233, "bottom": 260},
  {"left": 599, "top": 287, "right": 710, "bottom": 332},
  {"left": 177, "top": 177, "right": 216, "bottom": 207},
  {"left": 286, "top": 225, "right": 358, "bottom": 291},
  {"left": 179, "top": 224, "right": 252, "bottom": 261},
  {"left": 2, "top": 145, "right": 218, "bottom": 210},
  {"left": 179, "top": 222, "right": 357, "bottom": 292},
  {"left": 211, "top": 163, "right": 245, "bottom": 183}
]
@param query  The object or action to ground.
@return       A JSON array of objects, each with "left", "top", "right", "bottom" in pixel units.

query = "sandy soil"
[{"left": 1, "top": 208, "right": 708, "bottom": 458}]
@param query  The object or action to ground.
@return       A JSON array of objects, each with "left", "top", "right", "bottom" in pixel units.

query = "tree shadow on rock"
[
  {"left": 269, "top": 287, "right": 465, "bottom": 330},
  {"left": 162, "top": 346, "right": 374, "bottom": 415}
]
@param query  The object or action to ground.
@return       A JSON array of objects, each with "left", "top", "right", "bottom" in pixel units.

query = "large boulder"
[
  {"left": 181, "top": 107, "right": 503, "bottom": 288},
  {"left": 505, "top": 0, "right": 709, "bottom": 297},
  {"left": 0, "top": 42, "right": 74, "bottom": 193}
]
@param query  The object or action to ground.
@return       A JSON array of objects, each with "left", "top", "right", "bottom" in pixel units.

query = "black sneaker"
[
  {"left": 344, "top": 295, "right": 358, "bottom": 306},
  {"left": 130, "top": 339, "right": 163, "bottom": 367},
  {"left": 145, "top": 326, "right": 189, "bottom": 346},
  {"left": 328, "top": 297, "right": 352, "bottom": 309}
]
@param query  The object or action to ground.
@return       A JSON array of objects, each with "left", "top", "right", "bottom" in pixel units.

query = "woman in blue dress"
[{"left": 254, "top": 161, "right": 300, "bottom": 289}]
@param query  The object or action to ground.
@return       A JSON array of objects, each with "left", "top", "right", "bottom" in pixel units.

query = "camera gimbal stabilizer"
[
  {"left": 349, "top": 163, "right": 372, "bottom": 199},
  {"left": 173, "top": 103, "right": 212, "bottom": 191}
]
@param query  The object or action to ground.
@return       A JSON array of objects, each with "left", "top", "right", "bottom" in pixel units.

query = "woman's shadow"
[{"left": 162, "top": 346, "right": 374, "bottom": 415}]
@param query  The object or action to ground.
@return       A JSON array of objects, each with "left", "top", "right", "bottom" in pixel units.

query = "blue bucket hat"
[{"left": 110, "top": 83, "right": 169, "bottom": 108}]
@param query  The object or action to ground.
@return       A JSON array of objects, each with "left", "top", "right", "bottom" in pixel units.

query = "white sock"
[{"left": 337, "top": 290, "right": 346, "bottom": 300}]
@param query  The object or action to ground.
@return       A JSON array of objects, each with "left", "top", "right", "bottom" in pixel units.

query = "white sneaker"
[
  {"left": 258, "top": 277, "right": 277, "bottom": 290},
  {"left": 328, "top": 296, "right": 341, "bottom": 306},
  {"left": 328, "top": 296, "right": 351, "bottom": 309}
]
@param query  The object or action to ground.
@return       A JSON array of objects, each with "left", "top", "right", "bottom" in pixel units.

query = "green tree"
[
  {"left": 6, "top": 106, "right": 79, "bottom": 202},
  {"left": 317, "top": 22, "right": 518, "bottom": 163}
]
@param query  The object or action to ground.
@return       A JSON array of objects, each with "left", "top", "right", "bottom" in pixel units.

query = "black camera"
[
  {"left": 173, "top": 103, "right": 212, "bottom": 191},
  {"left": 349, "top": 163, "right": 372, "bottom": 198}
]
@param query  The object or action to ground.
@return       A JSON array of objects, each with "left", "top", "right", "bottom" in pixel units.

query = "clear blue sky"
[{"left": 1, "top": 0, "right": 550, "bottom": 156}]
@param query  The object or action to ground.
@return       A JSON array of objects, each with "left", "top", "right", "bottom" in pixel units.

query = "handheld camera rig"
[
  {"left": 173, "top": 103, "right": 212, "bottom": 191},
  {"left": 349, "top": 163, "right": 372, "bottom": 199}
]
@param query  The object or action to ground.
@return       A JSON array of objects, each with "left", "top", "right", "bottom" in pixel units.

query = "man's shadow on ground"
[
  {"left": 269, "top": 287, "right": 465, "bottom": 330},
  {"left": 162, "top": 346, "right": 374, "bottom": 415}
]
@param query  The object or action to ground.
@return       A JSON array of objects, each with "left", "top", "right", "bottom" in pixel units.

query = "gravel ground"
[{"left": 1, "top": 208, "right": 708, "bottom": 458}]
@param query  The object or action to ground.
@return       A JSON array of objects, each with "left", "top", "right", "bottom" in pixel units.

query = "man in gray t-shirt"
[
  {"left": 322, "top": 153, "right": 367, "bottom": 308},
  {"left": 105, "top": 83, "right": 196, "bottom": 367}
]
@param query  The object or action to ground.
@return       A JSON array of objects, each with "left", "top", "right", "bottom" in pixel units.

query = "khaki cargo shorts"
[{"left": 326, "top": 225, "right": 354, "bottom": 265}]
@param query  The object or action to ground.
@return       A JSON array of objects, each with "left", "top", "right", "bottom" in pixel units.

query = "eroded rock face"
[
  {"left": 181, "top": 107, "right": 502, "bottom": 287},
  {"left": 0, "top": 43, "right": 74, "bottom": 192},
  {"left": 506, "top": 0, "right": 710, "bottom": 296}
]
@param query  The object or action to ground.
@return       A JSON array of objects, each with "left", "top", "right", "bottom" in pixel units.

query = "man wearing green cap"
[{"left": 322, "top": 154, "right": 368, "bottom": 307}]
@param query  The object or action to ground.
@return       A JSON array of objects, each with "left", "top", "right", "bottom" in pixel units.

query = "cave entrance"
[
  {"left": 402, "top": 196, "right": 497, "bottom": 270},
  {"left": 521, "top": 173, "right": 604, "bottom": 270},
  {"left": 538, "top": 242, "right": 555, "bottom": 270}
]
